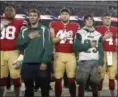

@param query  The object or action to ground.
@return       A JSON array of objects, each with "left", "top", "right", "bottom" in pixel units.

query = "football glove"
[{"left": 13, "top": 54, "right": 24, "bottom": 69}]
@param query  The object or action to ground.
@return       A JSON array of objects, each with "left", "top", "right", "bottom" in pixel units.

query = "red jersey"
[
  {"left": 50, "top": 21, "right": 79, "bottom": 53},
  {"left": 0, "top": 19, "right": 27, "bottom": 51},
  {"left": 96, "top": 25, "right": 117, "bottom": 52}
]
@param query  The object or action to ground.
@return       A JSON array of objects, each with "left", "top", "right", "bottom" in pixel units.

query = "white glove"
[
  {"left": 14, "top": 54, "right": 24, "bottom": 63},
  {"left": 13, "top": 54, "right": 24, "bottom": 69}
]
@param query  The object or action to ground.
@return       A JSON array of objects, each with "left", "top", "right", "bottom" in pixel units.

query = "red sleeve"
[
  {"left": 76, "top": 23, "right": 80, "bottom": 30},
  {"left": 20, "top": 20, "right": 28, "bottom": 30},
  {"left": 21, "top": 20, "right": 28, "bottom": 26},
  {"left": 95, "top": 26, "right": 103, "bottom": 35},
  {"left": 49, "top": 21, "right": 56, "bottom": 28},
  {"left": 95, "top": 26, "right": 99, "bottom": 31},
  {"left": 113, "top": 26, "right": 118, "bottom": 38},
  {"left": 116, "top": 28, "right": 118, "bottom": 38},
  {"left": 77, "top": 24, "right": 80, "bottom": 30},
  {"left": 74, "top": 23, "right": 80, "bottom": 32}
]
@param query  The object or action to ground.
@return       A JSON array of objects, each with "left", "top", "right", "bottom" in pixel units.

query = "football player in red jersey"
[
  {"left": 50, "top": 8, "right": 80, "bottom": 97},
  {"left": 0, "top": 6, "right": 27, "bottom": 97},
  {"left": 96, "top": 13, "right": 117, "bottom": 97}
]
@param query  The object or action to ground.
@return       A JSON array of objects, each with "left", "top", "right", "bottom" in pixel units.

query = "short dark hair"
[
  {"left": 60, "top": 8, "right": 70, "bottom": 14},
  {"left": 103, "top": 13, "right": 111, "bottom": 17},
  {"left": 84, "top": 14, "right": 94, "bottom": 22},
  {"left": 29, "top": 8, "right": 40, "bottom": 17}
]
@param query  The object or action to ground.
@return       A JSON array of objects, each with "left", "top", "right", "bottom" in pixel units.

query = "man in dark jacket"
[{"left": 17, "top": 9, "right": 53, "bottom": 97}]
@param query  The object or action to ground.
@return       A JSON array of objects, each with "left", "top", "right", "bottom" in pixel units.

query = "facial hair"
[{"left": 61, "top": 20, "right": 69, "bottom": 24}]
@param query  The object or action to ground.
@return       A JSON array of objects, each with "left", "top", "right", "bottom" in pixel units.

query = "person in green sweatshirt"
[
  {"left": 17, "top": 9, "right": 53, "bottom": 97},
  {"left": 73, "top": 14, "right": 104, "bottom": 97}
]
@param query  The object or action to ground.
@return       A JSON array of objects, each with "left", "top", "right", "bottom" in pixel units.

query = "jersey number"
[
  {"left": 106, "top": 37, "right": 113, "bottom": 45},
  {"left": 0, "top": 26, "right": 16, "bottom": 40},
  {"left": 56, "top": 30, "right": 73, "bottom": 44}
]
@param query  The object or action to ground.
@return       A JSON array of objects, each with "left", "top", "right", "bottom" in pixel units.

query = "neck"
[
  {"left": 103, "top": 24, "right": 111, "bottom": 29},
  {"left": 61, "top": 20, "right": 69, "bottom": 25},
  {"left": 85, "top": 26, "right": 94, "bottom": 31},
  {"left": 31, "top": 23, "right": 38, "bottom": 28}
]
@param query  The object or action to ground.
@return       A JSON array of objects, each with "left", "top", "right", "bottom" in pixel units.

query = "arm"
[
  {"left": 17, "top": 28, "right": 31, "bottom": 50},
  {"left": 73, "top": 32, "right": 91, "bottom": 52},
  {"left": 50, "top": 27, "right": 61, "bottom": 44},
  {"left": 98, "top": 37, "right": 104, "bottom": 66},
  {"left": 42, "top": 27, "right": 53, "bottom": 64}
]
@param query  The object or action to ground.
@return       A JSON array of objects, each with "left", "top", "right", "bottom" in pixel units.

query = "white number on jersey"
[
  {"left": 56, "top": 30, "right": 73, "bottom": 44},
  {"left": 106, "top": 37, "right": 113, "bottom": 45},
  {"left": 0, "top": 26, "right": 16, "bottom": 40}
]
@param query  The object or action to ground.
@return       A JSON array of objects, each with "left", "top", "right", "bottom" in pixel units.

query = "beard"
[
  {"left": 5, "top": 14, "right": 15, "bottom": 20},
  {"left": 61, "top": 20, "right": 69, "bottom": 23},
  {"left": 105, "top": 24, "right": 110, "bottom": 26},
  {"left": 7, "top": 17, "right": 14, "bottom": 20}
]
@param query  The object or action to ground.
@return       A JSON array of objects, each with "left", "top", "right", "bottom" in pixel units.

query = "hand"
[
  {"left": 14, "top": 61, "right": 22, "bottom": 69},
  {"left": 13, "top": 54, "right": 24, "bottom": 65},
  {"left": 28, "top": 31, "right": 40, "bottom": 39},
  {"left": 91, "top": 40, "right": 97, "bottom": 48},
  {"left": 50, "top": 28, "right": 55, "bottom": 33},
  {"left": 40, "top": 64, "right": 47, "bottom": 70},
  {"left": 13, "top": 54, "right": 24, "bottom": 69},
  {"left": 97, "top": 66, "right": 104, "bottom": 73},
  {"left": 59, "top": 33, "right": 67, "bottom": 40},
  {"left": 103, "top": 31, "right": 112, "bottom": 40}
]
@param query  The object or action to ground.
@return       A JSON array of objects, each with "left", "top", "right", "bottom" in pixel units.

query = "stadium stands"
[{"left": 0, "top": 1, "right": 117, "bottom": 17}]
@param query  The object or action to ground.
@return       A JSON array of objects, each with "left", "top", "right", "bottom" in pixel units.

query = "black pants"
[{"left": 21, "top": 63, "right": 50, "bottom": 97}]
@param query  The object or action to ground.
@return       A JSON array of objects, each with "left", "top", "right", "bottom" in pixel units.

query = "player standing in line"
[
  {"left": 50, "top": 8, "right": 80, "bottom": 97},
  {"left": 96, "top": 13, "right": 117, "bottom": 97},
  {"left": 0, "top": 6, "right": 26, "bottom": 97}
]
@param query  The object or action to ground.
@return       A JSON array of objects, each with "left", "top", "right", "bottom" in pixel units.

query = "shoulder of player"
[
  {"left": 95, "top": 25, "right": 103, "bottom": 29},
  {"left": 14, "top": 19, "right": 26, "bottom": 25},
  {"left": 111, "top": 26, "right": 117, "bottom": 30},
  {"left": 70, "top": 22, "right": 79, "bottom": 26},
  {"left": 14, "top": 19, "right": 23, "bottom": 22},
  {"left": 49, "top": 21, "right": 58, "bottom": 26}
]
